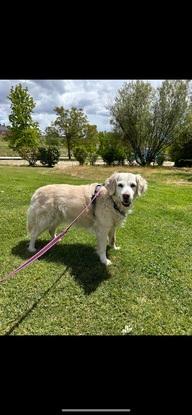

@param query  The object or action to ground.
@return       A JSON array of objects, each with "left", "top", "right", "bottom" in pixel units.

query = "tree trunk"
[{"left": 67, "top": 139, "right": 71, "bottom": 160}]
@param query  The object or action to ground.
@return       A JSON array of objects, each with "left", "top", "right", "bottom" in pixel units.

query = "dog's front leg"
[
  {"left": 95, "top": 228, "right": 112, "bottom": 266},
  {"left": 108, "top": 227, "right": 120, "bottom": 250}
]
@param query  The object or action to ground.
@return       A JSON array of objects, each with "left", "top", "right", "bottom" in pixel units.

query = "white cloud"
[{"left": 0, "top": 79, "right": 164, "bottom": 131}]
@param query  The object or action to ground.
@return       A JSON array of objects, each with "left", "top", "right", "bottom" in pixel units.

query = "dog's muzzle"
[{"left": 122, "top": 194, "right": 131, "bottom": 207}]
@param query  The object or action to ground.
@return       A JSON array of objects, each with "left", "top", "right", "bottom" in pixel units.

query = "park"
[{"left": 0, "top": 80, "right": 192, "bottom": 335}]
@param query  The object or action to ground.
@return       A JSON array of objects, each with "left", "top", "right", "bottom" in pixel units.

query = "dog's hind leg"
[
  {"left": 28, "top": 228, "right": 39, "bottom": 253},
  {"left": 49, "top": 225, "right": 57, "bottom": 238}
]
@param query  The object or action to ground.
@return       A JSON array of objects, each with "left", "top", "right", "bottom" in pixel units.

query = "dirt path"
[
  {"left": 0, "top": 158, "right": 175, "bottom": 167},
  {"left": 0, "top": 159, "right": 79, "bottom": 167}
]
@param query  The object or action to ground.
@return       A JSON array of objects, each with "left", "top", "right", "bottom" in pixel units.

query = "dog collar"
[
  {"left": 112, "top": 199, "right": 126, "bottom": 216},
  {"left": 92, "top": 184, "right": 127, "bottom": 217}
]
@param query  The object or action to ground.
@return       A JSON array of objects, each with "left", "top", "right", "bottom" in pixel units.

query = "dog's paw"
[
  {"left": 101, "top": 258, "right": 112, "bottom": 266},
  {"left": 27, "top": 246, "right": 37, "bottom": 253},
  {"left": 106, "top": 258, "right": 112, "bottom": 266},
  {"left": 98, "top": 253, "right": 112, "bottom": 266},
  {"left": 114, "top": 245, "right": 121, "bottom": 251}
]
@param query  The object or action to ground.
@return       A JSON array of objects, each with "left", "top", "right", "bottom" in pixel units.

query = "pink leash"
[{"left": 0, "top": 185, "right": 103, "bottom": 284}]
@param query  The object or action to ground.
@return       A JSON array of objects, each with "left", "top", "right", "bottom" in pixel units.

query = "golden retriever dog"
[{"left": 27, "top": 172, "right": 147, "bottom": 266}]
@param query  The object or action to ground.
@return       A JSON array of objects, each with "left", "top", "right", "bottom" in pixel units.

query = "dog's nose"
[{"left": 123, "top": 194, "right": 130, "bottom": 202}]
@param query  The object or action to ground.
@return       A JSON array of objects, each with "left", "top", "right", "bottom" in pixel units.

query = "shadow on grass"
[
  {"left": 4, "top": 268, "right": 68, "bottom": 336},
  {"left": 11, "top": 240, "right": 111, "bottom": 295}
]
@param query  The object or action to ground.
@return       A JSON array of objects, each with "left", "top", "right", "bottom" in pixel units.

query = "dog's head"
[{"left": 105, "top": 172, "right": 147, "bottom": 207}]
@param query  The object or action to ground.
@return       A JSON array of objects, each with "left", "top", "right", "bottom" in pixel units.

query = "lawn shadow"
[{"left": 11, "top": 240, "right": 111, "bottom": 295}]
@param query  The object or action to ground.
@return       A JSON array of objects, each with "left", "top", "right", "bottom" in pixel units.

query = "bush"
[
  {"left": 155, "top": 152, "right": 165, "bottom": 166},
  {"left": 98, "top": 131, "right": 127, "bottom": 166},
  {"left": 7, "top": 127, "right": 40, "bottom": 165},
  {"left": 99, "top": 145, "right": 126, "bottom": 166},
  {"left": 114, "top": 146, "right": 126, "bottom": 165},
  {"left": 38, "top": 146, "right": 60, "bottom": 167},
  {"left": 99, "top": 146, "right": 117, "bottom": 165},
  {"left": 175, "top": 159, "right": 192, "bottom": 167},
  {"left": 87, "top": 151, "right": 98, "bottom": 166},
  {"left": 18, "top": 147, "right": 39, "bottom": 166},
  {"left": 73, "top": 146, "right": 88, "bottom": 165},
  {"left": 170, "top": 138, "right": 192, "bottom": 167}
]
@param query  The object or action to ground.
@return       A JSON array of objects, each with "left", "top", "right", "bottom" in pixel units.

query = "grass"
[
  {"left": 0, "top": 164, "right": 192, "bottom": 335},
  {"left": 0, "top": 137, "right": 19, "bottom": 156}
]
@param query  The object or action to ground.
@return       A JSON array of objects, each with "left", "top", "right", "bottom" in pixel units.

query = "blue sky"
[{"left": 0, "top": 80, "right": 163, "bottom": 132}]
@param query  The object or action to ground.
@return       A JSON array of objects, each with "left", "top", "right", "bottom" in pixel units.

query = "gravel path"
[
  {"left": 0, "top": 159, "right": 79, "bottom": 167},
  {"left": 0, "top": 158, "right": 175, "bottom": 167}
]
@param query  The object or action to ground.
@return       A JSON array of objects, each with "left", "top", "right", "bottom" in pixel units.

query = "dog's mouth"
[{"left": 122, "top": 201, "right": 131, "bottom": 207}]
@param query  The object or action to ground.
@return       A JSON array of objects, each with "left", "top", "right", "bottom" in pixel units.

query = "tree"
[
  {"left": 110, "top": 80, "right": 191, "bottom": 166},
  {"left": 44, "top": 124, "right": 61, "bottom": 147},
  {"left": 7, "top": 83, "right": 40, "bottom": 164},
  {"left": 169, "top": 112, "right": 192, "bottom": 165},
  {"left": 53, "top": 106, "right": 88, "bottom": 160}
]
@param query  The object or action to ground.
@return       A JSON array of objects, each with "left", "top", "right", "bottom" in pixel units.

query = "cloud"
[
  {"left": 0, "top": 79, "right": 163, "bottom": 131},
  {"left": 33, "top": 112, "right": 56, "bottom": 128}
]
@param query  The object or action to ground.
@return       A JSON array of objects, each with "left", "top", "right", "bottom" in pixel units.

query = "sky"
[{"left": 0, "top": 80, "right": 163, "bottom": 132}]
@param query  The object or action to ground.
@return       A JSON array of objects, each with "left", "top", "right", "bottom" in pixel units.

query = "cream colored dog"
[{"left": 27, "top": 172, "right": 147, "bottom": 266}]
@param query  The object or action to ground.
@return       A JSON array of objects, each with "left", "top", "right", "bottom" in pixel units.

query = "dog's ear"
[
  {"left": 136, "top": 174, "right": 148, "bottom": 196},
  {"left": 105, "top": 172, "right": 118, "bottom": 195}
]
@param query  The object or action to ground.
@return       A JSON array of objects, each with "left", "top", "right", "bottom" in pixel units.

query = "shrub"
[
  {"left": 87, "top": 151, "right": 98, "bottom": 166},
  {"left": 99, "top": 146, "right": 117, "bottom": 165},
  {"left": 38, "top": 146, "right": 60, "bottom": 167},
  {"left": 155, "top": 152, "right": 165, "bottom": 166},
  {"left": 114, "top": 146, "right": 126, "bottom": 165},
  {"left": 73, "top": 146, "right": 88, "bottom": 165},
  {"left": 7, "top": 127, "right": 40, "bottom": 166},
  {"left": 170, "top": 138, "right": 192, "bottom": 167},
  {"left": 98, "top": 131, "right": 127, "bottom": 166},
  {"left": 99, "top": 145, "right": 126, "bottom": 166},
  {"left": 175, "top": 159, "right": 192, "bottom": 167},
  {"left": 18, "top": 147, "right": 39, "bottom": 166}
]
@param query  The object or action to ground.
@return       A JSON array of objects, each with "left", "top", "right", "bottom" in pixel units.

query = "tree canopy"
[{"left": 110, "top": 80, "right": 191, "bottom": 165}]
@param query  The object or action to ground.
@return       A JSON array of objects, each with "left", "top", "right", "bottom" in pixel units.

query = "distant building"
[{"left": 0, "top": 124, "right": 9, "bottom": 136}]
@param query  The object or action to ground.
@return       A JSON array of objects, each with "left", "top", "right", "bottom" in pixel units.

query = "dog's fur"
[{"left": 27, "top": 172, "right": 147, "bottom": 265}]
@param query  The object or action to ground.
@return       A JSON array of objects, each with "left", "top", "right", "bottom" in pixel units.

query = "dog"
[{"left": 27, "top": 172, "right": 147, "bottom": 266}]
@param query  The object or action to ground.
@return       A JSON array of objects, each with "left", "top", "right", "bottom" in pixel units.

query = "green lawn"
[{"left": 0, "top": 165, "right": 192, "bottom": 335}]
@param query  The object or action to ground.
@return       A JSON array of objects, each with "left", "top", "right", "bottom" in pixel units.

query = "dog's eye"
[
  {"left": 118, "top": 183, "right": 124, "bottom": 188},
  {"left": 131, "top": 183, "right": 136, "bottom": 188}
]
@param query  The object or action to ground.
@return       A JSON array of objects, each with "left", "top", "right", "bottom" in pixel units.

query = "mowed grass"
[{"left": 0, "top": 165, "right": 192, "bottom": 335}]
